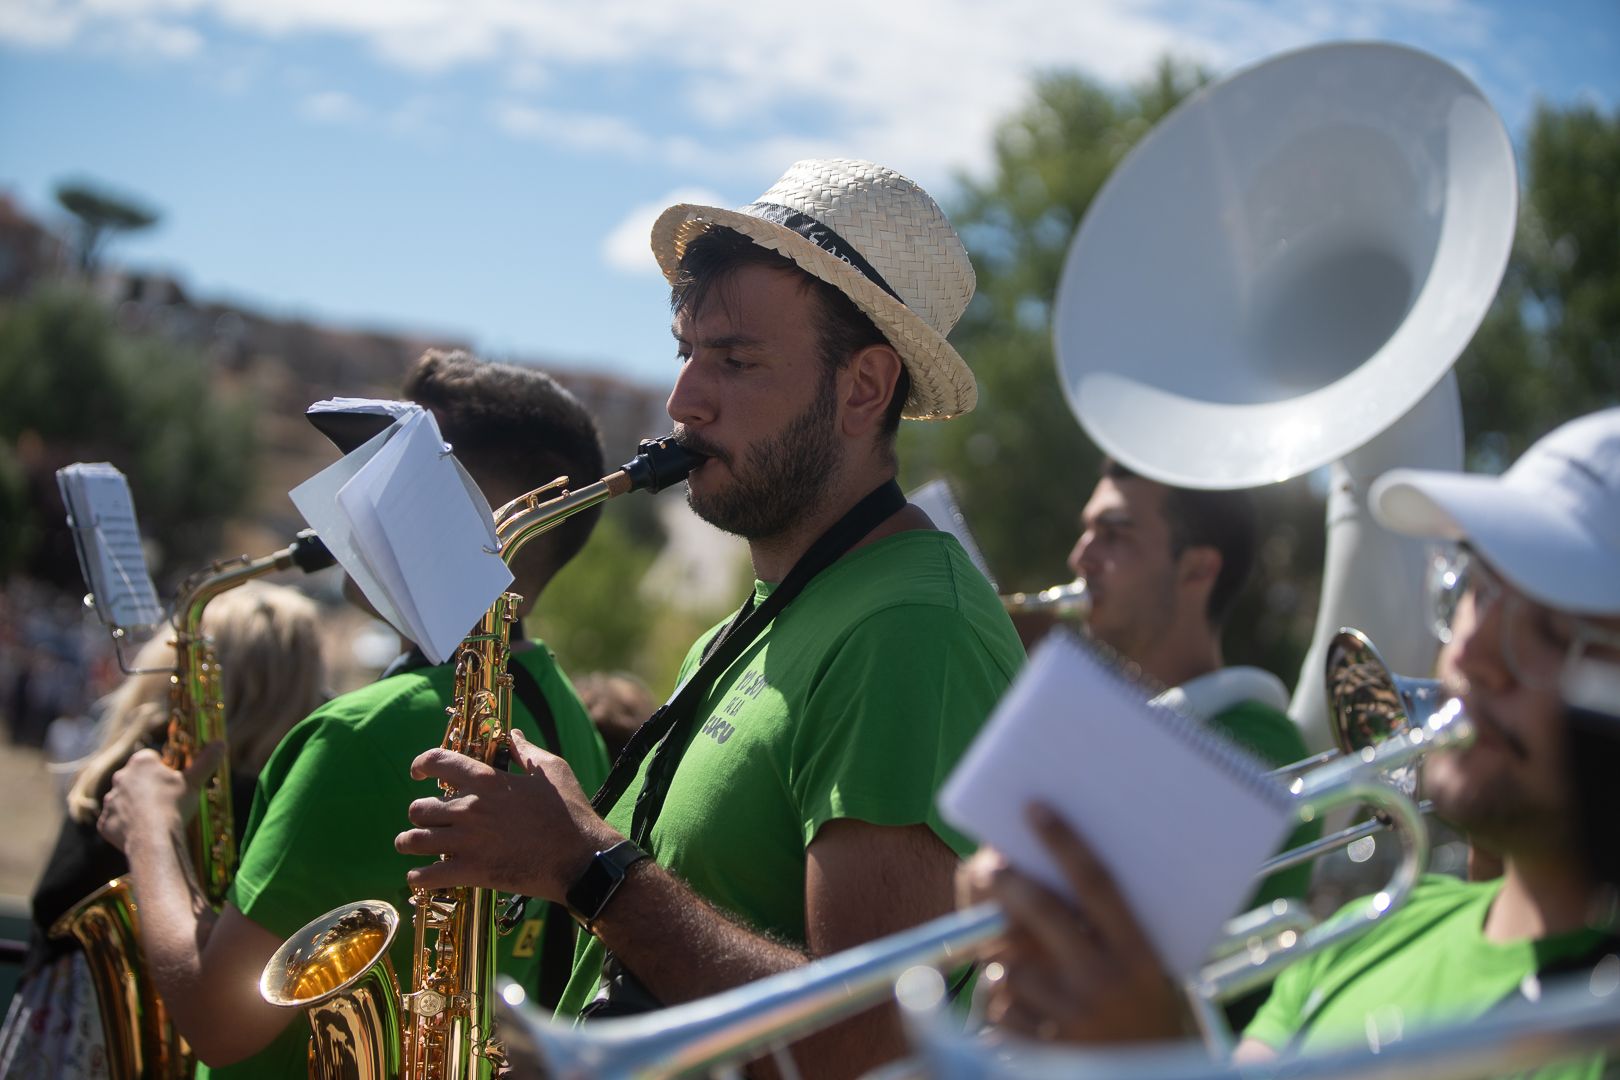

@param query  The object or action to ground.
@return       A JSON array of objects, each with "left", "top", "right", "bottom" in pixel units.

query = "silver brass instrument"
[
  {"left": 1000, "top": 579, "right": 1089, "bottom": 622},
  {"left": 260, "top": 435, "right": 702, "bottom": 1080},
  {"left": 1050, "top": 41, "right": 1516, "bottom": 749},
  {"left": 50, "top": 530, "right": 334, "bottom": 1080},
  {"left": 500, "top": 625, "right": 1468, "bottom": 1076}
]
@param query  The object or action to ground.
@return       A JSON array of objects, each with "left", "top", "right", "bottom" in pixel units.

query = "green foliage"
[
  {"left": 0, "top": 286, "right": 256, "bottom": 583},
  {"left": 1457, "top": 102, "right": 1620, "bottom": 467},
  {"left": 900, "top": 60, "right": 1209, "bottom": 596},
  {"left": 529, "top": 510, "right": 656, "bottom": 677}
]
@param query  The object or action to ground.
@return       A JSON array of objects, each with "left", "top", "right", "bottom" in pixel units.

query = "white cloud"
[
  {"left": 493, "top": 101, "right": 654, "bottom": 157},
  {"left": 602, "top": 186, "right": 727, "bottom": 275},
  {"left": 0, "top": 0, "right": 1564, "bottom": 181},
  {"left": 0, "top": 0, "right": 85, "bottom": 46},
  {"left": 300, "top": 89, "right": 368, "bottom": 124}
]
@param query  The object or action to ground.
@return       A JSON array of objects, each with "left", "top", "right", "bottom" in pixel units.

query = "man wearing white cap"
[
  {"left": 958, "top": 408, "right": 1620, "bottom": 1062},
  {"left": 399, "top": 160, "right": 1025, "bottom": 1076}
]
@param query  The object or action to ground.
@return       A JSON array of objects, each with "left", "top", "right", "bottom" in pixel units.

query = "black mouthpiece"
[
  {"left": 622, "top": 434, "right": 707, "bottom": 494},
  {"left": 289, "top": 530, "right": 337, "bottom": 574}
]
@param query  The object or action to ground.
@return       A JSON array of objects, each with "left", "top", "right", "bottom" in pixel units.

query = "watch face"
[{"left": 568, "top": 841, "right": 647, "bottom": 928}]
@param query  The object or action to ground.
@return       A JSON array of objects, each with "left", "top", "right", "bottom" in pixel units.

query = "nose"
[
  {"left": 1067, "top": 531, "right": 1095, "bottom": 581},
  {"left": 667, "top": 358, "right": 715, "bottom": 428},
  {"left": 1444, "top": 591, "right": 1512, "bottom": 696}
]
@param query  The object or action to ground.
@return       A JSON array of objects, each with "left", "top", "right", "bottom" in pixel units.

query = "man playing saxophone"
[
  {"left": 97, "top": 351, "right": 615, "bottom": 1077},
  {"left": 397, "top": 159, "right": 1025, "bottom": 1079},
  {"left": 961, "top": 408, "right": 1620, "bottom": 1069}
]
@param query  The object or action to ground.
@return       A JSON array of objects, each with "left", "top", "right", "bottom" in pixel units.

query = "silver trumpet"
[
  {"left": 500, "top": 627, "right": 1469, "bottom": 1076},
  {"left": 1000, "top": 579, "right": 1089, "bottom": 622}
]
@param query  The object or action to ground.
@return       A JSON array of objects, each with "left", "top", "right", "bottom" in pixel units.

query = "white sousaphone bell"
[{"left": 1053, "top": 41, "right": 1518, "bottom": 748}]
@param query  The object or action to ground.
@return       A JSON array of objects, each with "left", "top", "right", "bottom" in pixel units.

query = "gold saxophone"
[
  {"left": 259, "top": 435, "right": 703, "bottom": 1080},
  {"left": 50, "top": 532, "right": 334, "bottom": 1080}
]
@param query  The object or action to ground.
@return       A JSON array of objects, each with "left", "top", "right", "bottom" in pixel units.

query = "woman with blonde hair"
[{"left": 0, "top": 581, "right": 326, "bottom": 1079}]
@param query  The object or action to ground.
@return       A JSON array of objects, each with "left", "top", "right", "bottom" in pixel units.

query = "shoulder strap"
[
  {"left": 595, "top": 479, "right": 905, "bottom": 845},
  {"left": 508, "top": 654, "right": 562, "bottom": 758}
]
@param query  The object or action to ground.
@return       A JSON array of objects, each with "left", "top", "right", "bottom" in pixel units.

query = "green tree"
[
  {"left": 55, "top": 180, "right": 160, "bottom": 276},
  {"left": 0, "top": 286, "right": 256, "bottom": 586},
  {"left": 899, "top": 60, "right": 1208, "bottom": 588},
  {"left": 1457, "top": 102, "right": 1620, "bottom": 468}
]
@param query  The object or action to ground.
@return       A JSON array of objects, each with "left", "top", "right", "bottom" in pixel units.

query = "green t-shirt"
[
  {"left": 556, "top": 530, "right": 1026, "bottom": 1017},
  {"left": 205, "top": 644, "right": 610, "bottom": 1080},
  {"left": 1206, "top": 699, "right": 1320, "bottom": 908},
  {"left": 1245, "top": 874, "right": 1609, "bottom": 1077}
]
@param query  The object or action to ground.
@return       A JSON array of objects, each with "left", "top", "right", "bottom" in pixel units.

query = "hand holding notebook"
[{"left": 939, "top": 631, "right": 1298, "bottom": 976}]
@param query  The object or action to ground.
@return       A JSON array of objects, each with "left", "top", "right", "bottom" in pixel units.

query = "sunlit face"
[
  {"left": 1425, "top": 555, "right": 1620, "bottom": 854},
  {"left": 667, "top": 264, "right": 844, "bottom": 541},
  {"left": 1066, "top": 476, "right": 1180, "bottom": 660}
]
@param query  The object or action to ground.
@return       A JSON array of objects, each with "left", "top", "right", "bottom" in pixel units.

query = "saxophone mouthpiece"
[
  {"left": 622, "top": 434, "right": 707, "bottom": 495},
  {"left": 288, "top": 530, "right": 337, "bottom": 574}
]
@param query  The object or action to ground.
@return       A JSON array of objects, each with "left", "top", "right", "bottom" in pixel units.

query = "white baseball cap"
[{"left": 1371, "top": 408, "right": 1620, "bottom": 616}]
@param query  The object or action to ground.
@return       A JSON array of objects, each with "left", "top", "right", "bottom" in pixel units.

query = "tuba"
[
  {"left": 259, "top": 435, "right": 702, "bottom": 1080},
  {"left": 1050, "top": 40, "right": 1517, "bottom": 749},
  {"left": 50, "top": 531, "right": 334, "bottom": 1080}
]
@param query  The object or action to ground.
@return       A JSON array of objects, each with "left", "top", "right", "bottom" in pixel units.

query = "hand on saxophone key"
[
  {"left": 958, "top": 803, "right": 1189, "bottom": 1046},
  {"left": 397, "top": 727, "right": 621, "bottom": 899},
  {"left": 98, "top": 741, "right": 228, "bottom": 855}
]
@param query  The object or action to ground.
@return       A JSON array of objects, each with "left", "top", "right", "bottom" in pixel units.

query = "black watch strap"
[{"left": 566, "top": 840, "right": 649, "bottom": 932}]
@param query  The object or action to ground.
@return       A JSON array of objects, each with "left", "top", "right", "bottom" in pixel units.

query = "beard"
[{"left": 683, "top": 369, "right": 842, "bottom": 541}]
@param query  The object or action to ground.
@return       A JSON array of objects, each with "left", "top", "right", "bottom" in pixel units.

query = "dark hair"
[
  {"left": 671, "top": 227, "right": 911, "bottom": 440},
  {"left": 403, "top": 350, "right": 605, "bottom": 584},
  {"left": 1100, "top": 457, "right": 1258, "bottom": 627}
]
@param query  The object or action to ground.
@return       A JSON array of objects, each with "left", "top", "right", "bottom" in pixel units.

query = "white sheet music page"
[
  {"left": 938, "top": 631, "right": 1297, "bottom": 976},
  {"left": 346, "top": 409, "right": 511, "bottom": 664},
  {"left": 908, "top": 478, "right": 996, "bottom": 587},
  {"left": 289, "top": 418, "right": 406, "bottom": 636},
  {"left": 55, "top": 463, "right": 163, "bottom": 627}
]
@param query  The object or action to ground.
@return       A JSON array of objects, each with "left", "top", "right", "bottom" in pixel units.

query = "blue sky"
[{"left": 2, "top": 0, "right": 1615, "bottom": 393}]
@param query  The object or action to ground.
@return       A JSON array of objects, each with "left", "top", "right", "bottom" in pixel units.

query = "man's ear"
[{"left": 839, "top": 344, "right": 903, "bottom": 438}]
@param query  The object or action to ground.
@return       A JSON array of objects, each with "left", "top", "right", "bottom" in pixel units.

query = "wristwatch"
[{"left": 566, "top": 839, "right": 649, "bottom": 932}]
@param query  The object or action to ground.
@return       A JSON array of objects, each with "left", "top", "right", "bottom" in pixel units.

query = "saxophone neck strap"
[{"left": 590, "top": 478, "right": 906, "bottom": 837}]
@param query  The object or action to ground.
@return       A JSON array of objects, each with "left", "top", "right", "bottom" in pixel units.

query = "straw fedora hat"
[{"left": 649, "top": 159, "right": 978, "bottom": 420}]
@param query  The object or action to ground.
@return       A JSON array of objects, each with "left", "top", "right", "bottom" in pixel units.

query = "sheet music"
[
  {"left": 289, "top": 419, "right": 402, "bottom": 633},
  {"left": 291, "top": 405, "right": 511, "bottom": 665},
  {"left": 908, "top": 478, "right": 996, "bottom": 587},
  {"left": 362, "top": 411, "right": 509, "bottom": 663},
  {"left": 939, "top": 631, "right": 1297, "bottom": 976},
  {"left": 55, "top": 463, "right": 163, "bottom": 627}
]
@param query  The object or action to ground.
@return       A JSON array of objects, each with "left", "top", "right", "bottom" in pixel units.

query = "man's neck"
[
  {"left": 1132, "top": 630, "right": 1223, "bottom": 692},
  {"left": 1486, "top": 853, "right": 1598, "bottom": 943}
]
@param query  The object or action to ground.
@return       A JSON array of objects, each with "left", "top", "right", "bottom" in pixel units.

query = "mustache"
[
  {"left": 673, "top": 428, "right": 731, "bottom": 468},
  {"left": 1468, "top": 704, "right": 1530, "bottom": 761}
]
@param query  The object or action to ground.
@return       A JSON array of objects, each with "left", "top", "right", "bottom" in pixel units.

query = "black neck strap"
[{"left": 595, "top": 479, "right": 906, "bottom": 843}]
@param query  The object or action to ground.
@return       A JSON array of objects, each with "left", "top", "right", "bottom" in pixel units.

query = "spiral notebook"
[{"left": 939, "top": 630, "right": 1298, "bottom": 977}]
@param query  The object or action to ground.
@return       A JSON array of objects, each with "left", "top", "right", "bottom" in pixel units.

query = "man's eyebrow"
[
  {"left": 670, "top": 326, "right": 768, "bottom": 351},
  {"left": 1085, "top": 509, "right": 1134, "bottom": 528}
]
